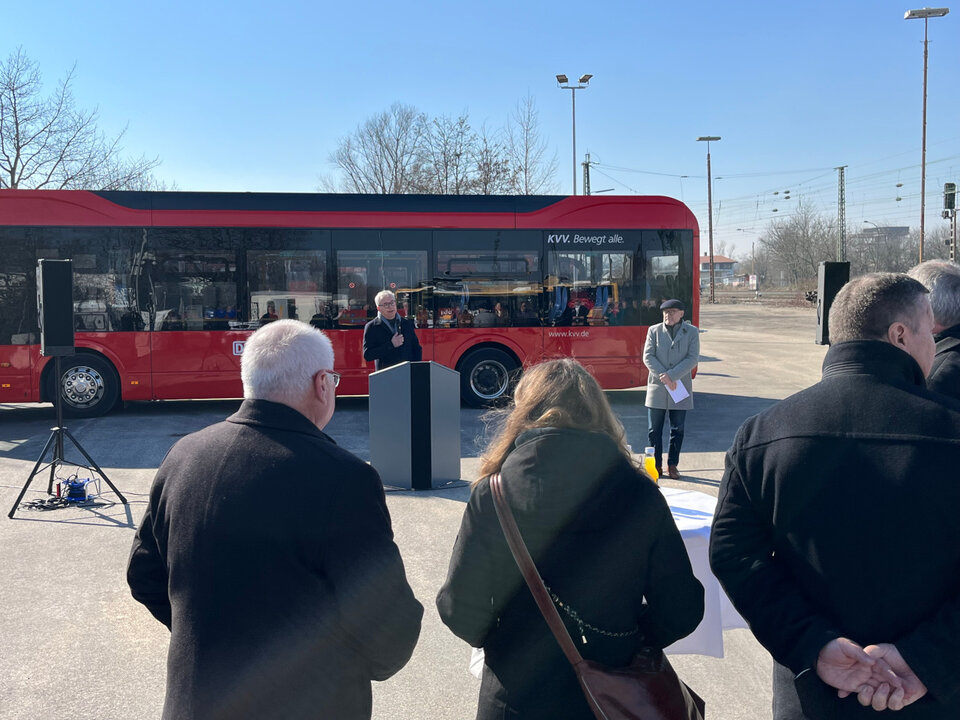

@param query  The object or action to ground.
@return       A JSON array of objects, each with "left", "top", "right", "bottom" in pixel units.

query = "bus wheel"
[
  {"left": 47, "top": 355, "right": 119, "bottom": 419},
  {"left": 460, "top": 348, "right": 518, "bottom": 407}
]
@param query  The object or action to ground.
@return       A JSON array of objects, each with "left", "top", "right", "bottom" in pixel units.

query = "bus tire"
[
  {"left": 46, "top": 354, "right": 120, "bottom": 419},
  {"left": 459, "top": 348, "right": 518, "bottom": 407}
]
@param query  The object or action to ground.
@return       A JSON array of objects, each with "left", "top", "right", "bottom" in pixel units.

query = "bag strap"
[{"left": 489, "top": 473, "right": 585, "bottom": 667}]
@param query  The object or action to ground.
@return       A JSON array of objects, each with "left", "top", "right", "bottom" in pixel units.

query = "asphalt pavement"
[{"left": 0, "top": 302, "right": 827, "bottom": 720}]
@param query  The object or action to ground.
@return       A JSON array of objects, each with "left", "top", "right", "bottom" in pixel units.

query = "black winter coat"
[
  {"left": 710, "top": 341, "right": 960, "bottom": 719},
  {"left": 929, "top": 324, "right": 960, "bottom": 402},
  {"left": 127, "top": 400, "right": 423, "bottom": 720},
  {"left": 362, "top": 315, "right": 422, "bottom": 371},
  {"left": 437, "top": 428, "right": 704, "bottom": 720}
]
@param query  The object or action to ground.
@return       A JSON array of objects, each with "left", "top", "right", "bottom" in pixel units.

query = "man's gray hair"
[
  {"left": 374, "top": 289, "right": 396, "bottom": 307},
  {"left": 829, "top": 272, "right": 930, "bottom": 343},
  {"left": 241, "top": 320, "right": 334, "bottom": 404},
  {"left": 908, "top": 260, "right": 960, "bottom": 330}
]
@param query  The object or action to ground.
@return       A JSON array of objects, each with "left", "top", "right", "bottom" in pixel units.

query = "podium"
[{"left": 369, "top": 361, "right": 461, "bottom": 490}]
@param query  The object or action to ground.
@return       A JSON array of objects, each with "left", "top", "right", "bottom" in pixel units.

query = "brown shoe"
[{"left": 666, "top": 465, "right": 680, "bottom": 480}]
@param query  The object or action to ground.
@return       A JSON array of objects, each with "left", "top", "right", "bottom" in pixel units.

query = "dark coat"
[
  {"left": 127, "top": 400, "right": 423, "bottom": 720},
  {"left": 710, "top": 341, "right": 960, "bottom": 719},
  {"left": 437, "top": 428, "right": 704, "bottom": 720},
  {"left": 362, "top": 315, "right": 423, "bottom": 371},
  {"left": 928, "top": 324, "right": 960, "bottom": 402}
]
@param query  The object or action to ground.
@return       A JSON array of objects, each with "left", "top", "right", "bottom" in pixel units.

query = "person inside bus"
[
  {"left": 436, "top": 358, "right": 704, "bottom": 720},
  {"left": 493, "top": 301, "right": 510, "bottom": 327},
  {"left": 362, "top": 289, "right": 422, "bottom": 370},
  {"left": 555, "top": 301, "right": 574, "bottom": 327},
  {"left": 161, "top": 309, "right": 185, "bottom": 331},
  {"left": 416, "top": 305, "right": 430, "bottom": 329},
  {"left": 260, "top": 300, "right": 279, "bottom": 323},
  {"left": 473, "top": 302, "right": 496, "bottom": 328},
  {"left": 458, "top": 306, "right": 474, "bottom": 327},
  {"left": 571, "top": 299, "right": 590, "bottom": 326},
  {"left": 515, "top": 301, "right": 539, "bottom": 326}
]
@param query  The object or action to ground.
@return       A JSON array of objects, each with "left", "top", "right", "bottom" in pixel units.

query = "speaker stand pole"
[{"left": 8, "top": 357, "right": 127, "bottom": 519}]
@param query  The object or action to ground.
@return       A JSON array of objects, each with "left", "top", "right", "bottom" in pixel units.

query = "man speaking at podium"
[
  {"left": 363, "top": 289, "right": 422, "bottom": 371},
  {"left": 127, "top": 320, "right": 423, "bottom": 719}
]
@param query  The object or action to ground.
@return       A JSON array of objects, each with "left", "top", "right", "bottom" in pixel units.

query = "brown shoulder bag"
[{"left": 489, "top": 473, "right": 706, "bottom": 720}]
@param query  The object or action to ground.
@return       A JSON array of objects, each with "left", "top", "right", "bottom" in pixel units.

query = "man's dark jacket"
[
  {"left": 127, "top": 400, "right": 423, "bottom": 720},
  {"left": 929, "top": 324, "right": 960, "bottom": 401},
  {"left": 362, "top": 315, "right": 423, "bottom": 371},
  {"left": 437, "top": 428, "right": 704, "bottom": 719},
  {"left": 710, "top": 341, "right": 960, "bottom": 719}
]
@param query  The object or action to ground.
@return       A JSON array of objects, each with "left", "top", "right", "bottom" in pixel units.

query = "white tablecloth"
[{"left": 662, "top": 487, "right": 746, "bottom": 658}]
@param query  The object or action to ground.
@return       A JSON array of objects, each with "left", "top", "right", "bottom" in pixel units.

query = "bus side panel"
[
  {"left": 72, "top": 333, "right": 154, "bottom": 401},
  {"left": 150, "top": 331, "right": 247, "bottom": 400},
  {"left": 543, "top": 325, "right": 648, "bottom": 390},
  {"left": 0, "top": 345, "right": 37, "bottom": 403}
]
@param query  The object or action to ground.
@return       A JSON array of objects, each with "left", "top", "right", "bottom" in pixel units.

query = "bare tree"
[
  {"left": 330, "top": 102, "right": 430, "bottom": 193},
  {"left": 505, "top": 94, "right": 557, "bottom": 194},
  {"left": 472, "top": 123, "right": 513, "bottom": 195},
  {"left": 423, "top": 114, "right": 475, "bottom": 194},
  {"left": 759, "top": 201, "right": 836, "bottom": 285},
  {"left": 0, "top": 48, "right": 160, "bottom": 190}
]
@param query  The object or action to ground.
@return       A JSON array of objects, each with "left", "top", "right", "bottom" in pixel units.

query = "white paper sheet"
[{"left": 667, "top": 382, "right": 690, "bottom": 403}]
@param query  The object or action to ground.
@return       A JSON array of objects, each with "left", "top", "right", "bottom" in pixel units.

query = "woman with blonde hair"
[{"left": 437, "top": 359, "right": 704, "bottom": 720}]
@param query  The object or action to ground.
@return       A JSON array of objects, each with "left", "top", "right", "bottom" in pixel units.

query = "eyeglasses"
[
  {"left": 323, "top": 370, "right": 341, "bottom": 388},
  {"left": 378, "top": 301, "right": 396, "bottom": 308}
]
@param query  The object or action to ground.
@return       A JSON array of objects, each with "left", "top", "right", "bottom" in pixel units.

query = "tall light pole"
[
  {"left": 556, "top": 74, "right": 592, "bottom": 195},
  {"left": 905, "top": 7, "right": 949, "bottom": 262},
  {"left": 697, "top": 136, "right": 721, "bottom": 304}
]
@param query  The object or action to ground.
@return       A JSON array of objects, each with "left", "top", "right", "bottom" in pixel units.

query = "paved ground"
[{"left": 0, "top": 303, "right": 827, "bottom": 719}]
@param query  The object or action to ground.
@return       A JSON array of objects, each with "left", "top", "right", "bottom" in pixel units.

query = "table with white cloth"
[{"left": 662, "top": 486, "right": 746, "bottom": 658}]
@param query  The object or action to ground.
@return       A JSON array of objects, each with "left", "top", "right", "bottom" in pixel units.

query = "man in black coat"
[
  {"left": 909, "top": 259, "right": 960, "bottom": 402},
  {"left": 362, "top": 290, "right": 422, "bottom": 371},
  {"left": 710, "top": 273, "right": 960, "bottom": 719},
  {"left": 127, "top": 319, "right": 423, "bottom": 720}
]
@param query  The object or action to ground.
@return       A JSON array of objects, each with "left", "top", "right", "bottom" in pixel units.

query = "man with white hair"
[
  {"left": 908, "top": 259, "right": 960, "bottom": 401},
  {"left": 363, "top": 289, "right": 422, "bottom": 371},
  {"left": 127, "top": 320, "right": 423, "bottom": 720}
]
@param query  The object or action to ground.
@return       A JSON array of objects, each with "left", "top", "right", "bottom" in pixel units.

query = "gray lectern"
[{"left": 369, "top": 361, "right": 461, "bottom": 490}]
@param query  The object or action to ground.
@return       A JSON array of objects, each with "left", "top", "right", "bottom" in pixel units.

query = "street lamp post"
[
  {"left": 556, "top": 74, "right": 592, "bottom": 195},
  {"left": 697, "top": 136, "right": 721, "bottom": 304},
  {"left": 904, "top": 6, "right": 950, "bottom": 262}
]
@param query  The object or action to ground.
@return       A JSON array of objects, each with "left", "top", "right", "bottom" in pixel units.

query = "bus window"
[
  {"left": 546, "top": 249, "right": 633, "bottom": 326},
  {"left": 435, "top": 250, "right": 541, "bottom": 328},
  {"left": 147, "top": 229, "right": 239, "bottom": 331},
  {"left": 0, "top": 229, "right": 38, "bottom": 345},
  {"left": 247, "top": 250, "right": 328, "bottom": 328},
  {"left": 334, "top": 249, "right": 428, "bottom": 329},
  {"left": 642, "top": 230, "right": 695, "bottom": 325},
  {"left": 36, "top": 227, "right": 144, "bottom": 333}
]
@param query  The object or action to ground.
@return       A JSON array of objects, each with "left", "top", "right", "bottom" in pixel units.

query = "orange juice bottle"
[{"left": 643, "top": 446, "right": 659, "bottom": 484}]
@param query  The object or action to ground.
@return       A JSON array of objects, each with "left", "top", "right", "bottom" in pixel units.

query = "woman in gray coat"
[{"left": 643, "top": 299, "right": 700, "bottom": 479}]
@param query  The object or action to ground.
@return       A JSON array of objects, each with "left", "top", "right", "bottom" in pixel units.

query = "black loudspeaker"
[
  {"left": 815, "top": 261, "right": 850, "bottom": 345},
  {"left": 37, "top": 259, "right": 75, "bottom": 356}
]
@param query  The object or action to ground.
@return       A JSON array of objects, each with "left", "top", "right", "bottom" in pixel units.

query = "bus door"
[
  {"left": 544, "top": 231, "right": 646, "bottom": 388},
  {"left": 146, "top": 228, "right": 245, "bottom": 400},
  {"left": 332, "top": 230, "right": 432, "bottom": 390}
]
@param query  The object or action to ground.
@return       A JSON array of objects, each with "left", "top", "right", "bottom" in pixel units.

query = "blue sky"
[{"left": 7, "top": 0, "right": 958, "bottom": 256}]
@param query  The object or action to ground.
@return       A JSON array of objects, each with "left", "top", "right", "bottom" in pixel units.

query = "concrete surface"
[{"left": 0, "top": 303, "right": 827, "bottom": 719}]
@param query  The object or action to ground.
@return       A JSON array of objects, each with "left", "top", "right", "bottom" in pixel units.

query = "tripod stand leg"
[
  {"left": 8, "top": 430, "right": 58, "bottom": 519},
  {"left": 62, "top": 428, "right": 127, "bottom": 504}
]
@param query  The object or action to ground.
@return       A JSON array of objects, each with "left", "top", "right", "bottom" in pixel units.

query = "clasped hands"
[
  {"left": 817, "top": 638, "right": 927, "bottom": 711},
  {"left": 390, "top": 332, "right": 405, "bottom": 348},
  {"left": 658, "top": 372, "right": 677, "bottom": 391}
]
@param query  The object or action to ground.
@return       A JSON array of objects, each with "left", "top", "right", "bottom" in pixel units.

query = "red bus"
[{"left": 0, "top": 191, "right": 699, "bottom": 417}]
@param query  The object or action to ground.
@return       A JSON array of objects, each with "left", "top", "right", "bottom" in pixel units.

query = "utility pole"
[
  {"left": 944, "top": 182, "right": 958, "bottom": 262},
  {"left": 697, "top": 136, "right": 721, "bottom": 304},
  {"left": 583, "top": 153, "right": 591, "bottom": 196},
  {"left": 836, "top": 166, "right": 847, "bottom": 261}
]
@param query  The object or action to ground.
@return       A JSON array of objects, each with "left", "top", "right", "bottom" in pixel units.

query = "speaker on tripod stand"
[{"left": 8, "top": 260, "right": 126, "bottom": 518}]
